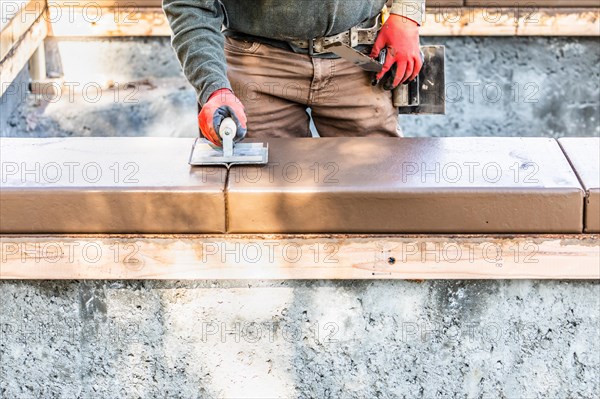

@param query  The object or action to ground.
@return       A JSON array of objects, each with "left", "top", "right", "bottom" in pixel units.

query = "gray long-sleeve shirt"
[{"left": 163, "top": 0, "right": 426, "bottom": 105}]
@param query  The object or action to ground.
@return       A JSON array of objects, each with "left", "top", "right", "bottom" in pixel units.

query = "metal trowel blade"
[{"left": 188, "top": 138, "right": 269, "bottom": 168}]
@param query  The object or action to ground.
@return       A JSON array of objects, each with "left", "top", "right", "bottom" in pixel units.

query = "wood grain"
[
  {"left": 1, "top": 0, "right": 46, "bottom": 61},
  {"left": 465, "top": 1, "right": 600, "bottom": 6},
  {"left": 422, "top": 7, "right": 600, "bottom": 36},
  {"left": 1, "top": 235, "right": 598, "bottom": 280},
  {"left": 42, "top": 7, "right": 600, "bottom": 37},
  {"left": 46, "top": 6, "right": 172, "bottom": 37},
  {"left": 0, "top": 11, "right": 47, "bottom": 97}
]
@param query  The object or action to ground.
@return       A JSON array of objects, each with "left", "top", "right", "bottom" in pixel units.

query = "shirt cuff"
[{"left": 199, "top": 80, "right": 233, "bottom": 106}]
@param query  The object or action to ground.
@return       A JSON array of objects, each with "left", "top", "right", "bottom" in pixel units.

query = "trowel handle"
[
  {"left": 219, "top": 117, "right": 237, "bottom": 140},
  {"left": 219, "top": 117, "right": 236, "bottom": 157}
]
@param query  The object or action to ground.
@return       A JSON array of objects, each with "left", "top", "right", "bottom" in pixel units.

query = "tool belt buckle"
[{"left": 301, "top": 13, "right": 380, "bottom": 56}]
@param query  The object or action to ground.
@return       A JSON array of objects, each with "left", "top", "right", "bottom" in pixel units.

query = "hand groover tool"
[
  {"left": 324, "top": 43, "right": 446, "bottom": 115},
  {"left": 188, "top": 117, "right": 268, "bottom": 168}
]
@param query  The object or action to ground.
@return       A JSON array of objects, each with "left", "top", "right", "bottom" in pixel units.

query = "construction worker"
[{"left": 163, "top": 0, "right": 425, "bottom": 147}]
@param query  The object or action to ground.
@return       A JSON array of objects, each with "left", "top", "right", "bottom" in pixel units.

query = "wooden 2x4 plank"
[
  {"left": 464, "top": 1, "right": 600, "bottom": 6},
  {"left": 46, "top": 4, "right": 171, "bottom": 36},
  {"left": 0, "top": 234, "right": 598, "bottom": 279},
  {"left": 44, "top": 7, "right": 600, "bottom": 38},
  {"left": 0, "top": 0, "right": 46, "bottom": 61},
  {"left": 0, "top": 10, "right": 47, "bottom": 97},
  {"left": 422, "top": 7, "right": 600, "bottom": 36}
]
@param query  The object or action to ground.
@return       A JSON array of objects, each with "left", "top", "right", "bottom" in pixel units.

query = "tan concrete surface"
[
  {"left": 559, "top": 137, "right": 600, "bottom": 233},
  {"left": 1, "top": 137, "right": 587, "bottom": 234},
  {"left": 0, "top": 138, "right": 226, "bottom": 233},
  {"left": 227, "top": 137, "right": 584, "bottom": 233}
]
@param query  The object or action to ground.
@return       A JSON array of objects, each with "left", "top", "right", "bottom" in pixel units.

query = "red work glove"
[
  {"left": 198, "top": 88, "right": 247, "bottom": 147},
  {"left": 370, "top": 14, "right": 422, "bottom": 89}
]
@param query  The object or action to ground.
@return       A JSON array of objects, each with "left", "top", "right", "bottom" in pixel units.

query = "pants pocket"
[{"left": 224, "top": 36, "right": 262, "bottom": 54}]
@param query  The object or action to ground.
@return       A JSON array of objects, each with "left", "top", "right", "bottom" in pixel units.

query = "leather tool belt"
[{"left": 289, "top": 15, "right": 380, "bottom": 56}]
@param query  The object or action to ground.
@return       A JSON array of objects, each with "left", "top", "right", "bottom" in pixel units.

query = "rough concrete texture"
[
  {"left": 0, "top": 67, "right": 29, "bottom": 134},
  {"left": 405, "top": 36, "right": 600, "bottom": 138},
  {"left": 1, "top": 36, "right": 599, "bottom": 138},
  {"left": 1, "top": 280, "right": 599, "bottom": 398},
  {"left": 1, "top": 37, "right": 198, "bottom": 138}
]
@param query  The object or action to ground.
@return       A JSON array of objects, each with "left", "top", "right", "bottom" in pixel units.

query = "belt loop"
[
  {"left": 308, "top": 38, "right": 314, "bottom": 56},
  {"left": 350, "top": 26, "right": 358, "bottom": 47}
]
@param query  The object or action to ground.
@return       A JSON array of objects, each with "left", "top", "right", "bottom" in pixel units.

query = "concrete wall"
[
  {"left": 1, "top": 280, "right": 598, "bottom": 398},
  {"left": 1, "top": 35, "right": 599, "bottom": 397},
  {"left": 403, "top": 36, "right": 600, "bottom": 138},
  {"left": 0, "top": 66, "right": 29, "bottom": 133}
]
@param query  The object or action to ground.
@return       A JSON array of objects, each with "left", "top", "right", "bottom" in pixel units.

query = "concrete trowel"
[{"left": 188, "top": 117, "right": 268, "bottom": 168}]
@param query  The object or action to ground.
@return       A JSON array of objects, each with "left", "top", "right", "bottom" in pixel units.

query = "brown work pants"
[{"left": 224, "top": 37, "right": 400, "bottom": 138}]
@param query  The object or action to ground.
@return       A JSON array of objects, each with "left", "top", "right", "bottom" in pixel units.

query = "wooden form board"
[
  {"left": 0, "top": 9, "right": 47, "bottom": 97},
  {"left": 0, "top": 0, "right": 45, "bottom": 61},
  {"left": 422, "top": 7, "right": 600, "bottom": 35},
  {"left": 465, "top": 1, "right": 600, "bottom": 6},
  {"left": 49, "top": 0, "right": 162, "bottom": 6},
  {"left": 31, "top": 1, "right": 600, "bottom": 7},
  {"left": 46, "top": 5, "right": 172, "bottom": 36},
  {"left": 432, "top": 1, "right": 600, "bottom": 4},
  {"left": 43, "top": 7, "right": 600, "bottom": 37},
  {"left": 1, "top": 234, "right": 598, "bottom": 280}
]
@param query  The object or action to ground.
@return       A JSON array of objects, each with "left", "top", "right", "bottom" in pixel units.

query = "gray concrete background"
[
  {"left": 0, "top": 67, "right": 29, "bottom": 134},
  {"left": 1, "top": 280, "right": 599, "bottom": 398},
  {"left": 405, "top": 36, "right": 600, "bottom": 138},
  {"left": 1, "top": 35, "right": 599, "bottom": 398}
]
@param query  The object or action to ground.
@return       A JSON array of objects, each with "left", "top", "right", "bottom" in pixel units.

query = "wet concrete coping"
[
  {"left": 559, "top": 137, "right": 600, "bottom": 233},
  {"left": 0, "top": 137, "right": 226, "bottom": 233},
  {"left": 228, "top": 137, "right": 584, "bottom": 234},
  {"left": 0, "top": 137, "right": 590, "bottom": 234}
]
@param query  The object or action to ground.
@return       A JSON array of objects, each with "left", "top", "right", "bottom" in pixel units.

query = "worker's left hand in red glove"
[
  {"left": 370, "top": 14, "right": 422, "bottom": 89},
  {"left": 198, "top": 88, "right": 247, "bottom": 147}
]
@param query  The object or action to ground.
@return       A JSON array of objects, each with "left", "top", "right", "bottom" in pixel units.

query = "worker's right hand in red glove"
[{"left": 198, "top": 88, "right": 247, "bottom": 147}]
